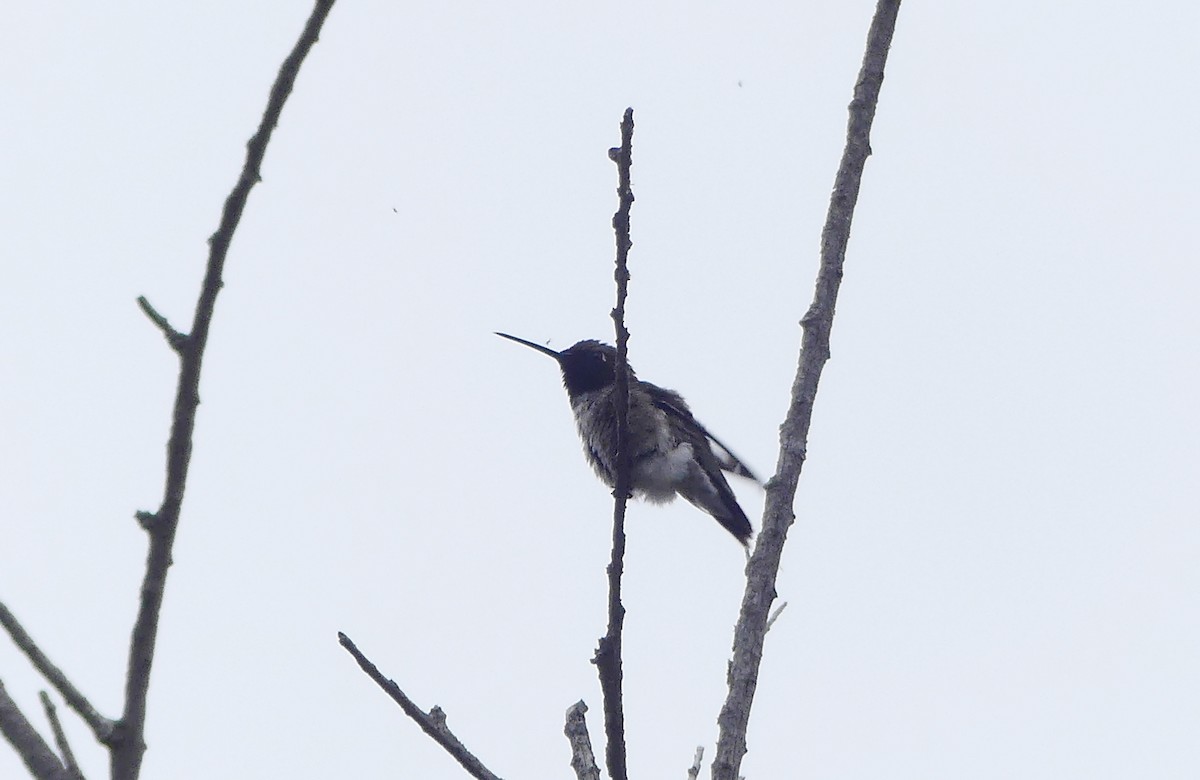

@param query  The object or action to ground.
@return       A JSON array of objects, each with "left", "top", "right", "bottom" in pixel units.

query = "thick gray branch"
[
  {"left": 563, "top": 701, "right": 601, "bottom": 780},
  {"left": 711, "top": 2, "right": 904, "bottom": 779}
]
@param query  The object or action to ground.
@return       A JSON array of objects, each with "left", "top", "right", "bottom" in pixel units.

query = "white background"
[{"left": 2, "top": 1, "right": 1197, "bottom": 778}]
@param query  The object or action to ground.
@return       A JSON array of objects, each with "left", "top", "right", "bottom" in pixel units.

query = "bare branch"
[
  {"left": 563, "top": 701, "right": 601, "bottom": 780},
  {"left": 0, "top": 681, "right": 71, "bottom": 780},
  {"left": 135, "top": 296, "right": 186, "bottom": 353},
  {"left": 591, "top": 105, "right": 636, "bottom": 780},
  {"left": 338, "top": 632, "right": 503, "bottom": 780},
  {"left": 712, "top": 2, "right": 904, "bottom": 779},
  {"left": 39, "top": 693, "right": 84, "bottom": 780},
  {"left": 687, "top": 746, "right": 704, "bottom": 780},
  {"left": 113, "top": 3, "right": 339, "bottom": 778},
  {"left": 0, "top": 602, "right": 115, "bottom": 744}
]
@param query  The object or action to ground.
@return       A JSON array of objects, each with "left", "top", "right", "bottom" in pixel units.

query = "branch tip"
[
  {"left": 136, "top": 296, "right": 188, "bottom": 352},
  {"left": 0, "top": 681, "right": 67, "bottom": 780},
  {"left": 564, "top": 701, "right": 600, "bottom": 780},
  {"left": 39, "top": 692, "right": 84, "bottom": 780},
  {"left": 686, "top": 746, "right": 704, "bottom": 780},
  {"left": 765, "top": 601, "right": 789, "bottom": 633}
]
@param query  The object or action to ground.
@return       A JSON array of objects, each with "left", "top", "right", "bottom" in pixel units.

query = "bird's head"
[{"left": 495, "top": 333, "right": 634, "bottom": 398}]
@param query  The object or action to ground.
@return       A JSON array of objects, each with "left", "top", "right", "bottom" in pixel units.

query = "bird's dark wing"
[
  {"left": 584, "top": 441, "right": 615, "bottom": 486},
  {"left": 648, "top": 385, "right": 760, "bottom": 484},
  {"left": 702, "top": 428, "right": 760, "bottom": 483},
  {"left": 643, "top": 384, "right": 754, "bottom": 544}
]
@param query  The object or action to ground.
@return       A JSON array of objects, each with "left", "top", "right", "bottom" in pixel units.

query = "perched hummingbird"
[{"left": 495, "top": 333, "right": 759, "bottom": 545}]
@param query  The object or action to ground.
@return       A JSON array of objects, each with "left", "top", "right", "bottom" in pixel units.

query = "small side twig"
[
  {"left": 563, "top": 701, "right": 601, "bottom": 780},
  {"left": 0, "top": 602, "right": 115, "bottom": 744},
  {"left": 764, "top": 601, "right": 788, "bottom": 633},
  {"left": 39, "top": 692, "right": 84, "bottom": 780},
  {"left": 135, "top": 296, "right": 186, "bottom": 353},
  {"left": 0, "top": 680, "right": 71, "bottom": 780},
  {"left": 338, "top": 632, "right": 503, "bottom": 780},
  {"left": 591, "top": 106, "right": 636, "bottom": 780}
]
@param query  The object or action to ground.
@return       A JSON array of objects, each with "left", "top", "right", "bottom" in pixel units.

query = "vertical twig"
[
  {"left": 38, "top": 693, "right": 84, "bottom": 780},
  {"left": 711, "top": 3, "right": 903, "bottom": 779},
  {"left": 686, "top": 746, "right": 704, "bottom": 780},
  {"left": 112, "top": 3, "right": 338, "bottom": 778},
  {"left": 563, "top": 701, "right": 602, "bottom": 780},
  {"left": 591, "top": 106, "right": 635, "bottom": 780}
]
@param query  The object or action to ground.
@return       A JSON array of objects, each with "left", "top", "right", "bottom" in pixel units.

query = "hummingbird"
[{"left": 495, "top": 333, "right": 759, "bottom": 545}]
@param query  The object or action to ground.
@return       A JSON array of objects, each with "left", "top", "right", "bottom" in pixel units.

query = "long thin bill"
[{"left": 494, "top": 332, "right": 562, "bottom": 360}]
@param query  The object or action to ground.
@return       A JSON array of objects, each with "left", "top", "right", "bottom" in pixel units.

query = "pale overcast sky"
[{"left": 2, "top": 2, "right": 1198, "bottom": 778}]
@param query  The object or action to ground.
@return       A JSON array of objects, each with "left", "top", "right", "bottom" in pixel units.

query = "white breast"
[{"left": 632, "top": 442, "right": 693, "bottom": 503}]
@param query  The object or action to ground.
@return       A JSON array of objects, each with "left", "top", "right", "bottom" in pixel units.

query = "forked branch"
[
  {"left": 114, "top": 6, "right": 337, "bottom": 778},
  {"left": 38, "top": 693, "right": 84, "bottom": 780},
  {"left": 0, "top": 4, "right": 336, "bottom": 780},
  {"left": 0, "top": 604, "right": 114, "bottom": 745},
  {"left": 0, "top": 682, "right": 70, "bottom": 780}
]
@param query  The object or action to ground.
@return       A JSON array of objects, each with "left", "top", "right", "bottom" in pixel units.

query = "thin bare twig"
[
  {"left": 113, "top": 3, "right": 337, "bottom": 778},
  {"left": 764, "top": 601, "right": 788, "bottom": 633},
  {"left": 338, "top": 633, "right": 503, "bottom": 780},
  {"left": 0, "top": 602, "right": 115, "bottom": 744},
  {"left": 39, "top": 692, "right": 84, "bottom": 780},
  {"left": 135, "top": 296, "right": 185, "bottom": 352},
  {"left": 563, "top": 701, "right": 601, "bottom": 780},
  {"left": 591, "top": 106, "right": 635, "bottom": 780},
  {"left": 0, "top": 681, "right": 71, "bottom": 780},
  {"left": 711, "top": 2, "right": 903, "bottom": 779}
]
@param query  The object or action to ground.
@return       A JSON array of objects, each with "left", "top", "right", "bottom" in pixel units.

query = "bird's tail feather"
[{"left": 679, "top": 471, "right": 753, "bottom": 546}]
